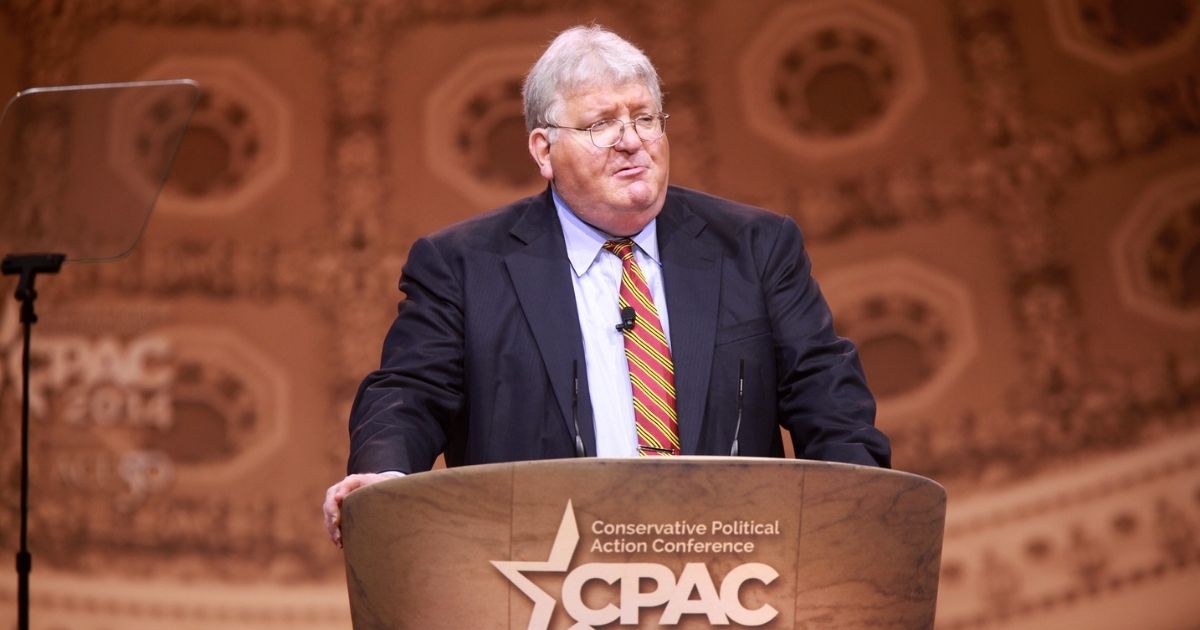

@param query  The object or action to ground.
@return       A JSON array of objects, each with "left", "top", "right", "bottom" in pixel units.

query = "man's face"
[{"left": 528, "top": 81, "right": 670, "bottom": 237}]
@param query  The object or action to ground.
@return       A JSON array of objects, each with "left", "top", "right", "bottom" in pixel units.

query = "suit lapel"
[
  {"left": 658, "top": 193, "right": 721, "bottom": 455},
  {"left": 504, "top": 192, "right": 597, "bottom": 455}
]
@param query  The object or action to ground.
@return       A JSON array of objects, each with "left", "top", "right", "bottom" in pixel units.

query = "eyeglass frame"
[{"left": 543, "top": 112, "right": 670, "bottom": 148}]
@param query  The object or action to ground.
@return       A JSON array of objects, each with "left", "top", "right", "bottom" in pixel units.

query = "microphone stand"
[{"left": 2, "top": 252, "right": 65, "bottom": 630}]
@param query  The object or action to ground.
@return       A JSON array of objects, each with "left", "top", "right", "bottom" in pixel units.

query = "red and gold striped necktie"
[{"left": 602, "top": 239, "right": 680, "bottom": 456}]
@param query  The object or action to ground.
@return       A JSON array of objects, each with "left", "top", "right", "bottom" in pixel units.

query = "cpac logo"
[{"left": 492, "top": 501, "right": 779, "bottom": 629}]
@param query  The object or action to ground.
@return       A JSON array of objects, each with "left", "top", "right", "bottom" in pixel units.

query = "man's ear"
[{"left": 528, "top": 129, "right": 553, "bottom": 181}]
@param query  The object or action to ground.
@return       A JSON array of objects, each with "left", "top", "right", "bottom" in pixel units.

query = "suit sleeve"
[
  {"left": 761, "top": 216, "right": 891, "bottom": 468},
  {"left": 346, "top": 237, "right": 465, "bottom": 474}
]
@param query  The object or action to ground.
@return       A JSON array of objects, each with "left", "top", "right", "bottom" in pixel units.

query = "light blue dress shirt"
[{"left": 552, "top": 189, "right": 673, "bottom": 457}]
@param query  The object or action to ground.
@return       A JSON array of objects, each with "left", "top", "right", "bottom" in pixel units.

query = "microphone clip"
[{"left": 615, "top": 306, "right": 636, "bottom": 332}]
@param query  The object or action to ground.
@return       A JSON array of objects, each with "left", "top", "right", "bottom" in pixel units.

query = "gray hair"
[{"left": 522, "top": 25, "right": 663, "bottom": 132}]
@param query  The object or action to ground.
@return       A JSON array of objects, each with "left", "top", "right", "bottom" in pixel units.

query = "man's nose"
[{"left": 612, "top": 121, "right": 644, "bottom": 151}]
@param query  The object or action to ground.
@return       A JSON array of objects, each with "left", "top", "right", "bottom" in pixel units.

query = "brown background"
[{"left": 0, "top": 0, "right": 1198, "bottom": 628}]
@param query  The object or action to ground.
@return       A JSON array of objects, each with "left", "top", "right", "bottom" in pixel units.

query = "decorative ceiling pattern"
[
  {"left": 738, "top": 0, "right": 927, "bottom": 158},
  {"left": 112, "top": 56, "right": 291, "bottom": 215},
  {"left": 425, "top": 46, "right": 544, "bottom": 208},
  {"left": 0, "top": 0, "right": 1197, "bottom": 628},
  {"left": 1047, "top": 0, "right": 1200, "bottom": 74},
  {"left": 822, "top": 258, "right": 978, "bottom": 417},
  {"left": 1113, "top": 166, "right": 1200, "bottom": 328}
]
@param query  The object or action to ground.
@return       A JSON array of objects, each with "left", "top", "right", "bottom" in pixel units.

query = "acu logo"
[{"left": 492, "top": 502, "right": 779, "bottom": 629}]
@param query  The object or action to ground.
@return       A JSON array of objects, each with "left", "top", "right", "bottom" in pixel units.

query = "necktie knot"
[{"left": 603, "top": 239, "right": 636, "bottom": 261}]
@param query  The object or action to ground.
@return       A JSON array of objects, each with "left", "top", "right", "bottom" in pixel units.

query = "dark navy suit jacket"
[{"left": 347, "top": 186, "right": 890, "bottom": 473}]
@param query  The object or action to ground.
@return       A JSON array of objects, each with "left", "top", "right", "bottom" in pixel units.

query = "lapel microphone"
[
  {"left": 730, "top": 359, "right": 745, "bottom": 457},
  {"left": 615, "top": 306, "right": 636, "bottom": 332},
  {"left": 572, "top": 360, "right": 586, "bottom": 457}
]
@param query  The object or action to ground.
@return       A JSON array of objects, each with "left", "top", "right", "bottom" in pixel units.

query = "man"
[{"left": 323, "top": 25, "right": 889, "bottom": 546}]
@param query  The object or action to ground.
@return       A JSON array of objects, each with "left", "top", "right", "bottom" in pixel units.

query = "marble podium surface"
[{"left": 341, "top": 457, "right": 945, "bottom": 629}]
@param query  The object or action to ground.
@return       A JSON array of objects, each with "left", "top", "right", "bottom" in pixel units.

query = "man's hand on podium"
[{"left": 323, "top": 471, "right": 405, "bottom": 548}]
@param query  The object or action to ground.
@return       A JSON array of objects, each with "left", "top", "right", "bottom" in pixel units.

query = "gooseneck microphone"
[
  {"left": 730, "top": 359, "right": 745, "bottom": 457},
  {"left": 615, "top": 306, "right": 636, "bottom": 332},
  {"left": 572, "top": 360, "right": 586, "bottom": 457}
]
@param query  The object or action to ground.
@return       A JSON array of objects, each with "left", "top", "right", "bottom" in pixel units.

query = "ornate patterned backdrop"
[{"left": 0, "top": 0, "right": 1197, "bottom": 627}]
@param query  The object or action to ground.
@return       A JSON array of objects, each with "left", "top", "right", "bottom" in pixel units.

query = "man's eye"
[{"left": 589, "top": 119, "right": 618, "bottom": 131}]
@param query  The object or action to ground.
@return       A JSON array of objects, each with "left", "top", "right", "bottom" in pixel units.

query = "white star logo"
[{"left": 492, "top": 500, "right": 580, "bottom": 630}]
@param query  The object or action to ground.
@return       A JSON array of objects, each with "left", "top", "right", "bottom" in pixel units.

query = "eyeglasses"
[{"left": 545, "top": 113, "right": 670, "bottom": 148}]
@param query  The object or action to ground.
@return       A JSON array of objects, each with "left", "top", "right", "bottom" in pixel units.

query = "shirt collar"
[{"left": 552, "top": 187, "right": 661, "bottom": 278}]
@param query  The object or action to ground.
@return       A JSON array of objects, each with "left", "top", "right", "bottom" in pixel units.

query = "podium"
[{"left": 341, "top": 457, "right": 946, "bottom": 629}]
